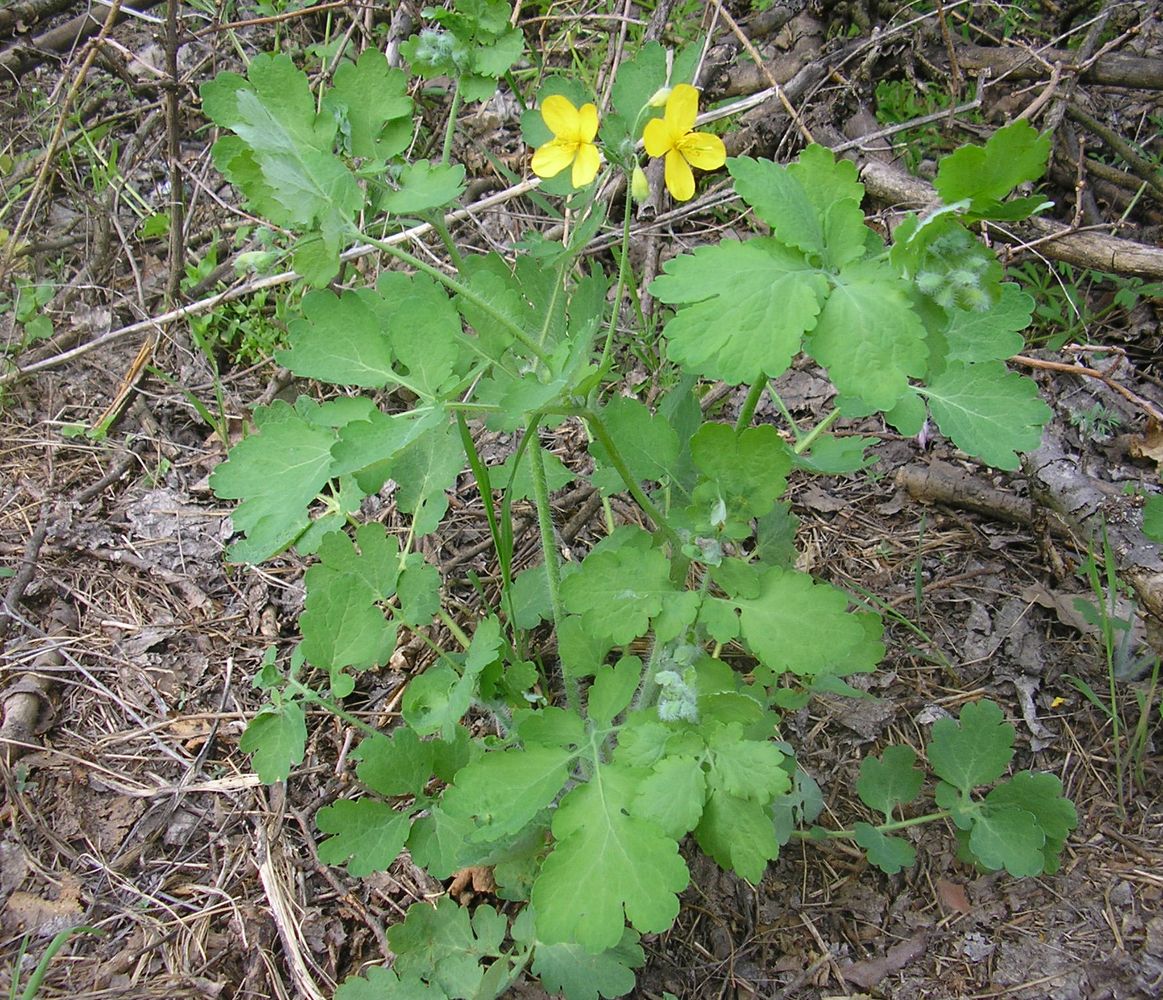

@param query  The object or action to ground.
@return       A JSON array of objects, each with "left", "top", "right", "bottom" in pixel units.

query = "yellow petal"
[
  {"left": 577, "top": 102, "right": 599, "bottom": 143},
  {"left": 643, "top": 117, "right": 673, "bottom": 158},
  {"left": 678, "top": 131, "right": 727, "bottom": 170},
  {"left": 571, "top": 142, "right": 601, "bottom": 187},
  {"left": 664, "top": 148, "right": 695, "bottom": 201},
  {"left": 532, "top": 139, "right": 575, "bottom": 179},
  {"left": 664, "top": 83, "right": 699, "bottom": 134},
  {"left": 540, "top": 94, "right": 580, "bottom": 140}
]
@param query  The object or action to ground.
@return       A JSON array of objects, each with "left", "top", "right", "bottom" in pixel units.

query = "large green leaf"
[
  {"left": 389, "top": 897, "right": 507, "bottom": 998},
  {"left": 240, "top": 702, "right": 306, "bottom": 783},
  {"left": 721, "top": 566, "right": 884, "bottom": 678},
  {"left": 729, "top": 149, "right": 868, "bottom": 269},
  {"left": 316, "top": 798, "right": 412, "bottom": 877},
  {"left": 919, "top": 362, "right": 1050, "bottom": 470},
  {"left": 934, "top": 120, "right": 1051, "bottom": 216},
  {"left": 652, "top": 238, "right": 828, "bottom": 383},
  {"left": 209, "top": 398, "right": 355, "bottom": 563},
  {"left": 322, "top": 48, "right": 413, "bottom": 160},
  {"left": 532, "top": 764, "right": 689, "bottom": 951},
  {"left": 200, "top": 54, "right": 362, "bottom": 282},
  {"left": 928, "top": 699, "right": 1014, "bottom": 793},
  {"left": 299, "top": 524, "right": 401, "bottom": 691},
  {"left": 807, "top": 263, "right": 928, "bottom": 411}
]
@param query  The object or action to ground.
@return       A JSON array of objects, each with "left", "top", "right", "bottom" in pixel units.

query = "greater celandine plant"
[{"left": 201, "top": 7, "right": 1076, "bottom": 996}]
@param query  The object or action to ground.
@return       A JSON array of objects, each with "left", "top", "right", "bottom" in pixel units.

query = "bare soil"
[{"left": 1, "top": 2, "right": 1161, "bottom": 998}]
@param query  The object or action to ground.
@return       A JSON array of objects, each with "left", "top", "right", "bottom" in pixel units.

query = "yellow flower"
[
  {"left": 642, "top": 84, "right": 726, "bottom": 202},
  {"left": 531, "top": 95, "right": 601, "bottom": 188}
]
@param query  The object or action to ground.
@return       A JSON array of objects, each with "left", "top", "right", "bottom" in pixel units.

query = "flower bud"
[
  {"left": 647, "top": 86, "right": 671, "bottom": 108},
  {"left": 630, "top": 165, "right": 649, "bottom": 202}
]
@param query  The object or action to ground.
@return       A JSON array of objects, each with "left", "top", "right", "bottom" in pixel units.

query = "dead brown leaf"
[
  {"left": 936, "top": 877, "right": 973, "bottom": 914},
  {"left": 1128, "top": 419, "right": 1163, "bottom": 473},
  {"left": 840, "top": 932, "right": 927, "bottom": 989},
  {"left": 2, "top": 872, "right": 83, "bottom": 937}
]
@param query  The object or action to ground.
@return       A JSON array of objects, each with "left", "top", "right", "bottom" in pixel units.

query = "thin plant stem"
[
  {"left": 584, "top": 409, "right": 679, "bottom": 548},
  {"left": 356, "top": 232, "right": 551, "bottom": 363},
  {"left": 734, "top": 378, "right": 766, "bottom": 430},
  {"left": 597, "top": 180, "right": 635, "bottom": 372},
  {"left": 287, "top": 679, "right": 383, "bottom": 741},
  {"left": 438, "top": 608, "right": 472, "bottom": 650},
  {"left": 794, "top": 407, "right": 841, "bottom": 454},
  {"left": 430, "top": 215, "right": 465, "bottom": 271},
  {"left": 441, "top": 80, "right": 462, "bottom": 166},
  {"left": 794, "top": 810, "right": 950, "bottom": 840},
  {"left": 528, "top": 438, "right": 581, "bottom": 713}
]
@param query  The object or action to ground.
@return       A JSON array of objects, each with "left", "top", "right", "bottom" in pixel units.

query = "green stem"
[
  {"left": 793, "top": 810, "right": 950, "bottom": 840},
  {"left": 286, "top": 679, "right": 382, "bottom": 741},
  {"left": 767, "top": 385, "right": 801, "bottom": 440},
  {"left": 734, "top": 378, "right": 767, "bottom": 431},
  {"left": 441, "top": 80, "right": 462, "bottom": 166},
  {"left": 597, "top": 181, "right": 636, "bottom": 373},
  {"left": 430, "top": 214, "right": 465, "bottom": 271},
  {"left": 794, "top": 407, "right": 842, "bottom": 455},
  {"left": 457, "top": 413, "right": 514, "bottom": 613},
  {"left": 528, "top": 437, "right": 580, "bottom": 713},
  {"left": 584, "top": 409, "right": 680, "bottom": 549},
  {"left": 438, "top": 608, "right": 472, "bottom": 650},
  {"left": 356, "top": 232, "right": 551, "bottom": 364}
]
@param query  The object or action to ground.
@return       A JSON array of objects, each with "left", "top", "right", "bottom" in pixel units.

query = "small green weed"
[
  {"left": 1068, "top": 401, "right": 1121, "bottom": 441},
  {"left": 874, "top": 79, "right": 977, "bottom": 169},
  {"left": 0, "top": 279, "right": 54, "bottom": 354},
  {"left": 8, "top": 926, "right": 101, "bottom": 1000},
  {"left": 182, "top": 246, "right": 288, "bottom": 367},
  {"left": 1067, "top": 526, "right": 1161, "bottom": 810},
  {"left": 1015, "top": 261, "right": 1163, "bottom": 349}
]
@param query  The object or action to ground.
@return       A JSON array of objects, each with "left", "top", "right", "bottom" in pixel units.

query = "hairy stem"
[
  {"left": 597, "top": 181, "right": 636, "bottom": 373},
  {"left": 794, "top": 407, "right": 842, "bottom": 455},
  {"left": 794, "top": 809, "right": 950, "bottom": 840},
  {"left": 528, "top": 437, "right": 580, "bottom": 713},
  {"left": 357, "top": 233, "right": 551, "bottom": 363},
  {"left": 734, "top": 378, "right": 767, "bottom": 430},
  {"left": 441, "top": 79, "right": 462, "bottom": 166}
]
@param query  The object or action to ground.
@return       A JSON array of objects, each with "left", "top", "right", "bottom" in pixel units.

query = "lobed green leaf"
[
  {"left": 532, "top": 764, "right": 689, "bottom": 952},
  {"left": 652, "top": 238, "right": 828, "bottom": 384},
  {"left": 928, "top": 700, "right": 1014, "bottom": 793},
  {"left": 316, "top": 798, "right": 412, "bottom": 877},
  {"left": 853, "top": 822, "right": 916, "bottom": 874},
  {"left": 240, "top": 702, "right": 306, "bottom": 784},
  {"left": 919, "top": 362, "right": 1051, "bottom": 470},
  {"left": 389, "top": 897, "right": 507, "bottom": 998},
  {"left": 856, "top": 744, "right": 924, "bottom": 821}
]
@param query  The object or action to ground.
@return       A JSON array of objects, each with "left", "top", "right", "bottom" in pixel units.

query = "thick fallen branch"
[
  {"left": 0, "top": 0, "right": 77, "bottom": 40},
  {"left": 956, "top": 42, "right": 1163, "bottom": 90},
  {"left": 857, "top": 159, "right": 1163, "bottom": 280},
  {"left": 0, "top": 0, "right": 165, "bottom": 81}
]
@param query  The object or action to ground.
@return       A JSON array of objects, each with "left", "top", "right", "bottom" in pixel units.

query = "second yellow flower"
[{"left": 642, "top": 84, "right": 726, "bottom": 202}]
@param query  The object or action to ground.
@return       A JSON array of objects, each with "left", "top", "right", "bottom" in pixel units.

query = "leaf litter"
[{"left": 0, "top": 1, "right": 1161, "bottom": 998}]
